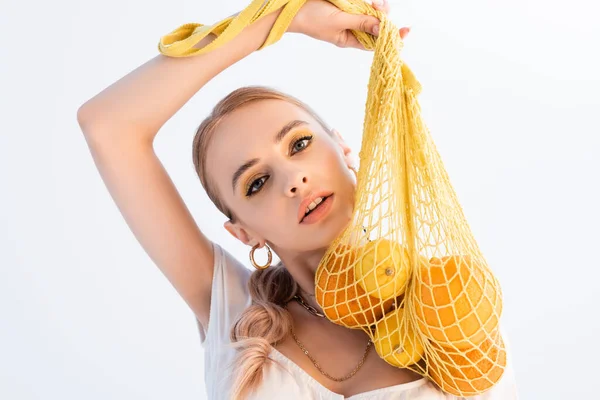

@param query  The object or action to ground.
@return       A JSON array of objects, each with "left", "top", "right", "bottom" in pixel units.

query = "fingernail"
[
  {"left": 372, "top": 24, "right": 380, "bottom": 35},
  {"left": 373, "top": 0, "right": 383, "bottom": 7}
]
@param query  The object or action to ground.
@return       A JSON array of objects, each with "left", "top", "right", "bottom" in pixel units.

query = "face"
[{"left": 206, "top": 99, "right": 358, "bottom": 254}]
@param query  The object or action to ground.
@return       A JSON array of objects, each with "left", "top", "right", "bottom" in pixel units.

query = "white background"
[{"left": 1, "top": 0, "right": 598, "bottom": 398}]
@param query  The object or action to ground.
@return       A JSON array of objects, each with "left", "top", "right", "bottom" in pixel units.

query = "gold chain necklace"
[
  {"left": 289, "top": 294, "right": 373, "bottom": 382},
  {"left": 293, "top": 294, "right": 325, "bottom": 318}
]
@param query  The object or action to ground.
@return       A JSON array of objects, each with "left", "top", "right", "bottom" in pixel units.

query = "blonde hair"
[{"left": 192, "top": 86, "right": 333, "bottom": 399}]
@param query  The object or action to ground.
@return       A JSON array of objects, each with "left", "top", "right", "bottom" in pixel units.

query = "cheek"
[
  {"left": 326, "top": 139, "right": 350, "bottom": 166},
  {"left": 313, "top": 144, "right": 343, "bottom": 171},
  {"left": 241, "top": 200, "right": 285, "bottom": 229}
]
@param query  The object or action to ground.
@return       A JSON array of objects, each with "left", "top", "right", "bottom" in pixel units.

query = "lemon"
[
  {"left": 316, "top": 244, "right": 395, "bottom": 328},
  {"left": 354, "top": 239, "right": 412, "bottom": 300},
  {"left": 373, "top": 307, "right": 424, "bottom": 367}
]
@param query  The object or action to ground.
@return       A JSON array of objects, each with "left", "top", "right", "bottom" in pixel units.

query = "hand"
[{"left": 289, "top": 0, "right": 410, "bottom": 50}]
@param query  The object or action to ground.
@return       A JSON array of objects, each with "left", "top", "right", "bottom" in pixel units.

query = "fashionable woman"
[{"left": 77, "top": 0, "right": 518, "bottom": 398}]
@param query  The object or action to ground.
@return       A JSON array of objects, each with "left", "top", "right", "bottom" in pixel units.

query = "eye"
[
  {"left": 244, "top": 134, "right": 313, "bottom": 198},
  {"left": 290, "top": 135, "right": 313, "bottom": 154},
  {"left": 245, "top": 176, "right": 269, "bottom": 197}
]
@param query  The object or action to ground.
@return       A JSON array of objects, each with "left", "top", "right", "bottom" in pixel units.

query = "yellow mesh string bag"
[{"left": 157, "top": 0, "right": 506, "bottom": 396}]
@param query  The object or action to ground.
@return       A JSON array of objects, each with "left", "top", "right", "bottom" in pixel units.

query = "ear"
[
  {"left": 224, "top": 220, "right": 262, "bottom": 247},
  {"left": 331, "top": 128, "right": 358, "bottom": 169}
]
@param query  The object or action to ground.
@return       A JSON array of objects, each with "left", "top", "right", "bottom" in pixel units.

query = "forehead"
[
  {"left": 205, "top": 98, "right": 322, "bottom": 193},
  {"left": 214, "top": 99, "right": 316, "bottom": 142}
]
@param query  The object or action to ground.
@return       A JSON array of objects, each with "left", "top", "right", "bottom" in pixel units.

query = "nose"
[{"left": 286, "top": 171, "right": 308, "bottom": 197}]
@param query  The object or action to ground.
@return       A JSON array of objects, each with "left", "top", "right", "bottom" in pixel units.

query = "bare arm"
[
  {"left": 77, "top": 9, "right": 284, "bottom": 141},
  {"left": 76, "top": 9, "right": 284, "bottom": 330},
  {"left": 75, "top": 0, "right": 393, "bottom": 330}
]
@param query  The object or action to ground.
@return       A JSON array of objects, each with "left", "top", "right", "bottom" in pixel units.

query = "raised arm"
[
  {"left": 76, "top": 9, "right": 284, "bottom": 330},
  {"left": 76, "top": 0, "right": 400, "bottom": 330}
]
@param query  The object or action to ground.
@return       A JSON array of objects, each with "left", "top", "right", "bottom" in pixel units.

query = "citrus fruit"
[
  {"left": 315, "top": 244, "right": 395, "bottom": 328},
  {"left": 354, "top": 239, "right": 421, "bottom": 300},
  {"left": 373, "top": 307, "right": 424, "bottom": 367},
  {"left": 412, "top": 255, "right": 502, "bottom": 349},
  {"left": 428, "top": 330, "right": 507, "bottom": 396}
]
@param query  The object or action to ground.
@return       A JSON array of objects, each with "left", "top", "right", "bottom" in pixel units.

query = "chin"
[{"left": 317, "top": 205, "right": 355, "bottom": 246}]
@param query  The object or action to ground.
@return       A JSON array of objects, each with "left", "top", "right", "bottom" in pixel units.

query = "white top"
[{"left": 196, "top": 242, "right": 519, "bottom": 400}]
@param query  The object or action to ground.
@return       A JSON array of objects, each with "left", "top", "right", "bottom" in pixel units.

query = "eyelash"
[{"left": 244, "top": 134, "right": 314, "bottom": 197}]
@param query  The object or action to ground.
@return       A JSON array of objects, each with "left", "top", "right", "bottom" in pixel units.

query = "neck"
[{"left": 269, "top": 242, "right": 327, "bottom": 305}]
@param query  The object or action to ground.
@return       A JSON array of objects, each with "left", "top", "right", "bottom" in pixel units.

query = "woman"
[{"left": 77, "top": 0, "right": 518, "bottom": 399}]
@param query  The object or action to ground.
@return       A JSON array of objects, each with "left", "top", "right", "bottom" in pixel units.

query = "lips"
[{"left": 298, "top": 191, "right": 334, "bottom": 223}]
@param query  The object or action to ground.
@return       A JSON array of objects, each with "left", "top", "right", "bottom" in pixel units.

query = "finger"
[
  {"left": 399, "top": 27, "right": 411, "bottom": 39},
  {"left": 343, "top": 32, "right": 367, "bottom": 50},
  {"left": 339, "top": 12, "right": 381, "bottom": 36},
  {"left": 372, "top": 0, "right": 390, "bottom": 15}
]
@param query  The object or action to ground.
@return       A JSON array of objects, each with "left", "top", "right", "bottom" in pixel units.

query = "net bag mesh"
[{"left": 157, "top": 0, "right": 506, "bottom": 395}]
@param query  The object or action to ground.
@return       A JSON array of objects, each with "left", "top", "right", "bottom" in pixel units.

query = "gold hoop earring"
[{"left": 249, "top": 243, "right": 272, "bottom": 270}]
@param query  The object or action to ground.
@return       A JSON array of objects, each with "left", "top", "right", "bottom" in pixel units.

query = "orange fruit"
[
  {"left": 316, "top": 244, "right": 395, "bottom": 328},
  {"left": 373, "top": 307, "right": 424, "bottom": 367},
  {"left": 412, "top": 255, "right": 501, "bottom": 349},
  {"left": 428, "top": 330, "right": 507, "bottom": 396},
  {"left": 354, "top": 239, "right": 418, "bottom": 300}
]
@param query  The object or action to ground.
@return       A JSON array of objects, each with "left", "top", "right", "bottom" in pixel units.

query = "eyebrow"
[{"left": 231, "top": 119, "right": 309, "bottom": 193}]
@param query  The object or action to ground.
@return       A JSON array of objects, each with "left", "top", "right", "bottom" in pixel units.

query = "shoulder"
[{"left": 197, "top": 242, "right": 254, "bottom": 346}]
